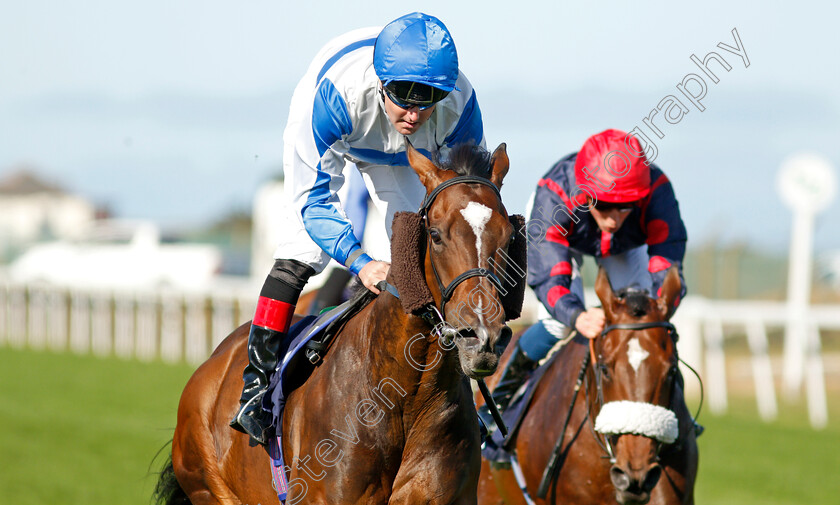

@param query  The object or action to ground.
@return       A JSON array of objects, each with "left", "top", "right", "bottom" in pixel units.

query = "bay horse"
[
  {"left": 154, "top": 142, "right": 528, "bottom": 505},
  {"left": 476, "top": 267, "right": 698, "bottom": 505}
]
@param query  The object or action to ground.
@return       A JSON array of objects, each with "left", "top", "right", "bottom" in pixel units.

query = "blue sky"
[{"left": 1, "top": 1, "right": 838, "bottom": 251}]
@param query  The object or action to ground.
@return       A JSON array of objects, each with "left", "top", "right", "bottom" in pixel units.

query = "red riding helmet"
[{"left": 574, "top": 129, "right": 651, "bottom": 203}]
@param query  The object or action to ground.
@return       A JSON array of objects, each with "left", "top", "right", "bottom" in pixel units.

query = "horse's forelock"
[
  {"left": 435, "top": 144, "right": 492, "bottom": 178},
  {"left": 615, "top": 288, "right": 652, "bottom": 318}
]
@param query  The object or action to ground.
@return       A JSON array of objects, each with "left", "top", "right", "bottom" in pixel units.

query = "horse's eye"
[{"left": 429, "top": 229, "right": 442, "bottom": 244}]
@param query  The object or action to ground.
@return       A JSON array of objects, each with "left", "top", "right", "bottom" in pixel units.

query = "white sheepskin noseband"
[{"left": 594, "top": 401, "right": 679, "bottom": 444}]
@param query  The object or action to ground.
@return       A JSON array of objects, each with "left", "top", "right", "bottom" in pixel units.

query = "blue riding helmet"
[{"left": 374, "top": 12, "right": 459, "bottom": 92}]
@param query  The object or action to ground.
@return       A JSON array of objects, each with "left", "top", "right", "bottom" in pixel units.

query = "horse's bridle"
[
  {"left": 418, "top": 175, "right": 507, "bottom": 319},
  {"left": 592, "top": 321, "right": 679, "bottom": 371},
  {"left": 587, "top": 321, "right": 680, "bottom": 463}
]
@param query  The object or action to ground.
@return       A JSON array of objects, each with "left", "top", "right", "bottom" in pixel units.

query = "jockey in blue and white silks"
[
  {"left": 231, "top": 12, "right": 485, "bottom": 445},
  {"left": 279, "top": 25, "right": 484, "bottom": 278}
]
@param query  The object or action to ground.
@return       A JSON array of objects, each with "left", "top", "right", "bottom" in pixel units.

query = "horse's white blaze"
[
  {"left": 475, "top": 298, "right": 487, "bottom": 331},
  {"left": 460, "top": 201, "right": 492, "bottom": 264},
  {"left": 594, "top": 401, "right": 679, "bottom": 444},
  {"left": 627, "top": 337, "right": 649, "bottom": 373}
]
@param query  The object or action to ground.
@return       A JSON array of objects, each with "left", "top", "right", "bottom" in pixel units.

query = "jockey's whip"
[
  {"left": 536, "top": 350, "right": 591, "bottom": 499},
  {"left": 477, "top": 379, "right": 508, "bottom": 438}
]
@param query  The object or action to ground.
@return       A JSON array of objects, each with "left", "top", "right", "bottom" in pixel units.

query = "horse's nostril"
[
  {"left": 642, "top": 464, "right": 662, "bottom": 492},
  {"left": 494, "top": 326, "right": 513, "bottom": 354},
  {"left": 611, "top": 463, "right": 661, "bottom": 497},
  {"left": 610, "top": 466, "right": 630, "bottom": 491}
]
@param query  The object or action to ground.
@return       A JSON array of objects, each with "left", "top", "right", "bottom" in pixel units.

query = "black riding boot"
[
  {"left": 229, "top": 324, "right": 285, "bottom": 444},
  {"left": 229, "top": 258, "right": 314, "bottom": 445}
]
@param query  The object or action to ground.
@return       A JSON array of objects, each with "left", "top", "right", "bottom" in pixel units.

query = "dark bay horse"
[
  {"left": 476, "top": 267, "right": 698, "bottom": 505},
  {"left": 155, "top": 142, "right": 527, "bottom": 505}
]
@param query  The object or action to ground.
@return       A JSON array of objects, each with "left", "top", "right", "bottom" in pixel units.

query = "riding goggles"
[
  {"left": 591, "top": 199, "right": 639, "bottom": 212},
  {"left": 383, "top": 81, "right": 449, "bottom": 110}
]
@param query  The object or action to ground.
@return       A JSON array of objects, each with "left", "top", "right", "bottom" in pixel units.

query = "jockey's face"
[
  {"left": 383, "top": 92, "right": 435, "bottom": 135},
  {"left": 588, "top": 200, "right": 635, "bottom": 234}
]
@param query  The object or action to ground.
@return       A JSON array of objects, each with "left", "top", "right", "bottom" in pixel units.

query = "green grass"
[
  {"left": 694, "top": 396, "right": 840, "bottom": 504},
  {"left": 1, "top": 345, "right": 838, "bottom": 504},
  {"left": 0, "top": 345, "right": 194, "bottom": 505}
]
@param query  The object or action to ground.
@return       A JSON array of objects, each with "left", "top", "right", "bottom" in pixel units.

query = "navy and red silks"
[{"left": 526, "top": 153, "right": 688, "bottom": 328}]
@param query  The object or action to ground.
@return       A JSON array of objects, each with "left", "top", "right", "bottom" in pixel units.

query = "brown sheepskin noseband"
[
  {"left": 389, "top": 211, "right": 433, "bottom": 314},
  {"left": 388, "top": 211, "right": 528, "bottom": 321}
]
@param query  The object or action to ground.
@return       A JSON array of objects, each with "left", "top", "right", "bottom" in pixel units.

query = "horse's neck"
[{"left": 363, "top": 293, "right": 467, "bottom": 410}]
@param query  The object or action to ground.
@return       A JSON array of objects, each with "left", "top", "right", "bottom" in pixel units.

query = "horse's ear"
[
  {"left": 406, "top": 140, "right": 444, "bottom": 191},
  {"left": 594, "top": 267, "right": 619, "bottom": 318},
  {"left": 489, "top": 143, "right": 510, "bottom": 189},
  {"left": 656, "top": 267, "right": 682, "bottom": 320}
]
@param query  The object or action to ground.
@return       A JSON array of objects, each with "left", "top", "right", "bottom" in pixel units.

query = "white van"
[{"left": 7, "top": 219, "right": 222, "bottom": 291}]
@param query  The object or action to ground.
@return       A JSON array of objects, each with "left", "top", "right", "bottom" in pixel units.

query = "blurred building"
[
  {"left": 0, "top": 168, "right": 96, "bottom": 260},
  {"left": 250, "top": 177, "right": 286, "bottom": 281},
  {"left": 250, "top": 173, "right": 390, "bottom": 289},
  {"left": 7, "top": 218, "right": 222, "bottom": 290}
]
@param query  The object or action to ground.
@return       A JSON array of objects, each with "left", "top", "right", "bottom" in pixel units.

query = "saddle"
[{"left": 264, "top": 287, "right": 375, "bottom": 428}]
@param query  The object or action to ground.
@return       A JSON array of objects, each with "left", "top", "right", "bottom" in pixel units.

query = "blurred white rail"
[
  {"left": 0, "top": 280, "right": 257, "bottom": 365},
  {"left": 672, "top": 298, "right": 840, "bottom": 429},
  {"left": 0, "top": 280, "right": 837, "bottom": 428}
]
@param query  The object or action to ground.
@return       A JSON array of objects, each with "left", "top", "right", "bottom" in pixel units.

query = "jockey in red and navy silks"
[
  {"left": 527, "top": 136, "right": 687, "bottom": 334},
  {"left": 230, "top": 12, "right": 485, "bottom": 445},
  {"left": 485, "top": 129, "right": 688, "bottom": 420}
]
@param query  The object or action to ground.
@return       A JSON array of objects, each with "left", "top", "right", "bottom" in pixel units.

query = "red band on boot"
[{"left": 253, "top": 296, "right": 296, "bottom": 333}]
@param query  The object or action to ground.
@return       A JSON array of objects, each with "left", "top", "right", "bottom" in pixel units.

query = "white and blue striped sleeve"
[
  {"left": 296, "top": 78, "right": 372, "bottom": 275},
  {"left": 443, "top": 87, "right": 485, "bottom": 149}
]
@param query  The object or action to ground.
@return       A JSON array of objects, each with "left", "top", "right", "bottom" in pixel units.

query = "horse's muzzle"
[
  {"left": 454, "top": 325, "right": 512, "bottom": 378},
  {"left": 455, "top": 324, "right": 511, "bottom": 353}
]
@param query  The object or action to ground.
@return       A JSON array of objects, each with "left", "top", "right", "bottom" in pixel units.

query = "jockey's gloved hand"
[
  {"left": 574, "top": 308, "right": 605, "bottom": 339},
  {"left": 359, "top": 260, "right": 391, "bottom": 294}
]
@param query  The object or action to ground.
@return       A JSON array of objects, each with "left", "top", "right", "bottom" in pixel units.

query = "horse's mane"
[
  {"left": 433, "top": 144, "right": 492, "bottom": 178},
  {"left": 347, "top": 279, "right": 378, "bottom": 307},
  {"left": 615, "top": 287, "right": 652, "bottom": 318}
]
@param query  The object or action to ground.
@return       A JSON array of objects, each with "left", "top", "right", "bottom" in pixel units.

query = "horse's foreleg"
[
  {"left": 171, "top": 334, "right": 258, "bottom": 505},
  {"left": 388, "top": 481, "right": 477, "bottom": 505},
  {"left": 388, "top": 448, "right": 480, "bottom": 505},
  {"left": 172, "top": 428, "right": 241, "bottom": 505}
]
